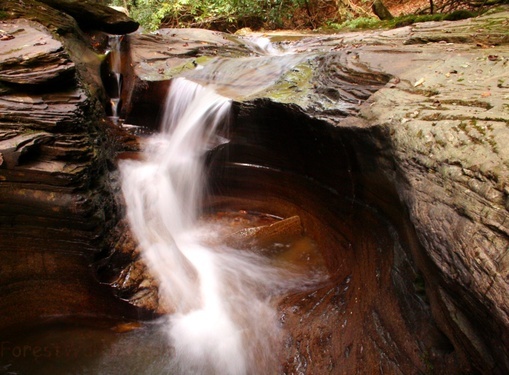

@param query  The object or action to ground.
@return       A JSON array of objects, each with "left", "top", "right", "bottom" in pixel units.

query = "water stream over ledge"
[
  {"left": 118, "top": 77, "right": 325, "bottom": 374},
  {"left": 0, "top": 31, "right": 458, "bottom": 375}
]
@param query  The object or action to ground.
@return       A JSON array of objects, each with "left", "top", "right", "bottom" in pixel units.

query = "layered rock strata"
[
  {"left": 0, "top": 1, "right": 141, "bottom": 331},
  {"left": 120, "top": 10, "right": 509, "bottom": 373}
]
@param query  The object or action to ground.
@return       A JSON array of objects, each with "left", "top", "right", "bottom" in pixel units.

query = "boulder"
[{"left": 38, "top": 0, "right": 139, "bottom": 34}]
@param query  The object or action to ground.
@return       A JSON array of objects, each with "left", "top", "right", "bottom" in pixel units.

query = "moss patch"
[
  {"left": 325, "top": 10, "right": 478, "bottom": 32},
  {"left": 255, "top": 61, "right": 313, "bottom": 103}
]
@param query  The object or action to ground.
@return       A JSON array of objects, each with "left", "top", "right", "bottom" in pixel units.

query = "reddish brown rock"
[
  {"left": 0, "top": 20, "right": 75, "bottom": 85},
  {"left": 0, "top": 1, "right": 142, "bottom": 332},
  {"left": 38, "top": 0, "right": 139, "bottom": 34}
]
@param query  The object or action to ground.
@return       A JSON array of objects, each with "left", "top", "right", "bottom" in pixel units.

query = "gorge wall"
[
  {"left": 1, "top": 1, "right": 509, "bottom": 374},
  {"left": 0, "top": 0, "right": 141, "bottom": 331}
]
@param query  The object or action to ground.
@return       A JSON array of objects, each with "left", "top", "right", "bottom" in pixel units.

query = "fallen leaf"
[
  {"left": 0, "top": 33, "right": 14, "bottom": 41},
  {"left": 414, "top": 77, "right": 425, "bottom": 87},
  {"left": 111, "top": 322, "right": 142, "bottom": 333},
  {"left": 481, "top": 92, "right": 491, "bottom": 97},
  {"left": 389, "top": 77, "right": 401, "bottom": 87},
  {"left": 488, "top": 55, "right": 500, "bottom": 61}
]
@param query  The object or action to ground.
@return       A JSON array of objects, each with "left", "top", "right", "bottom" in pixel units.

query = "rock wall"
[
  {"left": 120, "top": 11, "right": 509, "bottom": 373},
  {"left": 273, "top": 15, "right": 509, "bottom": 373},
  {"left": 208, "top": 99, "right": 461, "bottom": 373},
  {"left": 356, "top": 15, "right": 509, "bottom": 372},
  {"left": 0, "top": 0, "right": 140, "bottom": 331}
]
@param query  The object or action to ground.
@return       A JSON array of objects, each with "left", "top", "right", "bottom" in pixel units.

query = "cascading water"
[
  {"left": 107, "top": 35, "right": 123, "bottom": 122},
  {"left": 119, "top": 77, "right": 311, "bottom": 374}
]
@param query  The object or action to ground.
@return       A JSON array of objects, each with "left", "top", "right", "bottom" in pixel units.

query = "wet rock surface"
[
  {"left": 123, "top": 9, "right": 509, "bottom": 373},
  {"left": 0, "top": 1, "right": 142, "bottom": 331},
  {"left": 207, "top": 100, "right": 460, "bottom": 374},
  {"left": 1, "top": 0, "right": 509, "bottom": 373}
]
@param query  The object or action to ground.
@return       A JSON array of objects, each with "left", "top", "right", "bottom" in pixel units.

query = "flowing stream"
[
  {"left": 107, "top": 35, "right": 123, "bottom": 122},
  {"left": 0, "top": 36, "right": 327, "bottom": 375},
  {"left": 119, "top": 77, "right": 312, "bottom": 374}
]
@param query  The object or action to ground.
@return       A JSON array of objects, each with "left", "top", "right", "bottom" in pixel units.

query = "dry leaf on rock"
[{"left": 414, "top": 77, "right": 425, "bottom": 87}]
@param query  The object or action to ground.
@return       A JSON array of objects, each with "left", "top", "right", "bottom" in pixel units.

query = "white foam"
[{"left": 119, "top": 78, "right": 289, "bottom": 374}]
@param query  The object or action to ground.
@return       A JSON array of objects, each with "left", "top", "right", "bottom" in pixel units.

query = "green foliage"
[
  {"left": 327, "top": 11, "right": 476, "bottom": 31},
  {"left": 387, "top": 13, "right": 448, "bottom": 28},
  {"left": 443, "top": 9, "right": 476, "bottom": 20},
  {"left": 329, "top": 17, "right": 381, "bottom": 30},
  {"left": 110, "top": 0, "right": 483, "bottom": 32},
  {"left": 110, "top": 0, "right": 309, "bottom": 31}
]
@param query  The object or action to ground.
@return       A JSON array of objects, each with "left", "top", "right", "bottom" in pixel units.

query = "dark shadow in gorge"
[{"left": 203, "top": 99, "right": 463, "bottom": 373}]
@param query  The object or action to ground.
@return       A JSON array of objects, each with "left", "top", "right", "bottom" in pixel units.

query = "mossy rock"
[{"left": 444, "top": 10, "right": 477, "bottom": 21}]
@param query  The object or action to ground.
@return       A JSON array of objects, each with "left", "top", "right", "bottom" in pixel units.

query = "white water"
[
  {"left": 107, "top": 35, "right": 123, "bottom": 121},
  {"left": 243, "top": 36, "right": 286, "bottom": 56},
  {"left": 119, "top": 77, "right": 298, "bottom": 374},
  {"left": 109, "top": 35, "right": 122, "bottom": 75}
]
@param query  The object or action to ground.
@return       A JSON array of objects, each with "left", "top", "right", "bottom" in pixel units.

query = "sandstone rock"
[
  {"left": 1, "top": 1, "right": 509, "bottom": 373},
  {"left": 0, "top": 20, "right": 75, "bottom": 85},
  {"left": 38, "top": 0, "right": 139, "bottom": 34},
  {"left": 0, "top": 1, "right": 141, "bottom": 332},
  {"left": 353, "top": 15, "right": 509, "bottom": 374}
]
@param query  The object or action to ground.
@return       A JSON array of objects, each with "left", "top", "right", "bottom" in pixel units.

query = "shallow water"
[
  {"left": 0, "top": 319, "right": 172, "bottom": 375},
  {"left": 0, "top": 209, "right": 325, "bottom": 375}
]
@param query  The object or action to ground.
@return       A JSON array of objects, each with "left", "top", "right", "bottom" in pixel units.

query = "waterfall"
[
  {"left": 119, "top": 77, "right": 296, "bottom": 374},
  {"left": 107, "top": 35, "right": 123, "bottom": 122}
]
